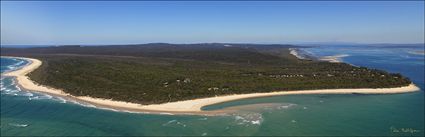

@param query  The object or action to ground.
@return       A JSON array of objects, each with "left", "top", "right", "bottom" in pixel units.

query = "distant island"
[{"left": 1, "top": 43, "right": 419, "bottom": 113}]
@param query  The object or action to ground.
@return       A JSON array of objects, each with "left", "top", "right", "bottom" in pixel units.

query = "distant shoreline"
[
  {"left": 289, "top": 48, "right": 349, "bottom": 63},
  {"left": 408, "top": 50, "right": 425, "bottom": 55},
  {"left": 1, "top": 56, "right": 421, "bottom": 115}
]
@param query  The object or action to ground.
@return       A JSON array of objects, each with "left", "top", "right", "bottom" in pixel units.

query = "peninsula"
[{"left": 1, "top": 43, "right": 420, "bottom": 114}]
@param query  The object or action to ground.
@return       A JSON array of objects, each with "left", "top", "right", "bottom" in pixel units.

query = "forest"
[{"left": 1, "top": 43, "right": 412, "bottom": 104}]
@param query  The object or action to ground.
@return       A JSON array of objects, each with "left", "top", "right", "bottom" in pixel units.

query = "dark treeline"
[
  {"left": 1, "top": 43, "right": 298, "bottom": 65},
  {"left": 1, "top": 43, "right": 411, "bottom": 104}
]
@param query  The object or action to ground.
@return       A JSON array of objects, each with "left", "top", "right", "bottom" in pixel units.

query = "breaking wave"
[
  {"left": 198, "top": 117, "right": 208, "bottom": 120},
  {"left": 8, "top": 123, "right": 29, "bottom": 128},
  {"left": 219, "top": 103, "right": 298, "bottom": 126},
  {"left": 162, "top": 119, "right": 187, "bottom": 127},
  {"left": 68, "top": 100, "right": 97, "bottom": 108},
  {"left": 1, "top": 58, "right": 28, "bottom": 73},
  {"left": 1, "top": 78, "right": 71, "bottom": 105},
  {"left": 233, "top": 113, "right": 263, "bottom": 126}
]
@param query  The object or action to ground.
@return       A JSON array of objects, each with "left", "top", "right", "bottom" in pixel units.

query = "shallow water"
[{"left": 1, "top": 45, "right": 424, "bottom": 136}]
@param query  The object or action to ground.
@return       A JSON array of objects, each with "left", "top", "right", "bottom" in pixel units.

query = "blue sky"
[{"left": 1, "top": 1, "right": 424, "bottom": 45}]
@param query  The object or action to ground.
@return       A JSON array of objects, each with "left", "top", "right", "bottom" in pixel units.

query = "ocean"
[{"left": 1, "top": 45, "right": 424, "bottom": 136}]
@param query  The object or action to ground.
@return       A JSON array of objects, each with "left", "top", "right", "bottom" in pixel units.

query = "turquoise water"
[{"left": 1, "top": 45, "right": 424, "bottom": 136}]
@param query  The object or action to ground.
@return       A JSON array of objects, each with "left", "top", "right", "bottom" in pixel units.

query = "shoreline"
[
  {"left": 289, "top": 48, "right": 348, "bottom": 63},
  {"left": 1, "top": 56, "right": 421, "bottom": 115},
  {"left": 318, "top": 54, "right": 350, "bottom": 63}
]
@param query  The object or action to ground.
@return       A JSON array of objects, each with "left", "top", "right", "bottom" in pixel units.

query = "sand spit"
[{"left": 1, "top": 56, "right": 421, "bottom": 115}]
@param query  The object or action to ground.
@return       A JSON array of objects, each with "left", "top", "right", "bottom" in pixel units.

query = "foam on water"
[
  {"left": 233, "top": 113, "right": 263, "bottom": 126},
  {"left": 1, "top": 77, "right": 73, "bottom": 105},
  {"left": 31, "top": 93, "right": 54, "bottom": 99},
  {"left": 15, "top": 85, "right": 22, "bottom": 91},
  {"left": 22, "top": 92, "right": 34, "bottom": 97},
  {"left": 66, "top": 100, "right": 149, "bottom": 114},
  {"left": 225, "top": 103, "right": 298, "bottom": 126},
  {"left": 161, "top": 119, "right": 187, "bottom": 127},
  {"left": 1, "top": 76, "right": 91, "bottom": 108},
  {"left": 162, "top": 120, "right": 177, "bottom": 126},
  {"left": 275, "top": 103, "right": 297, "bottom": 110},
  {"left": 1, "top": 58, "right": 28, "bottom": 73},
  {"left": 198, "top": 117, "right": 208, "bottom": 120},
  {"left": 159, "top": 112, "right": 174, "bottom": 115},
  {"left": 261, "top": 103, "right": 297, "bottom": 112},
  {"left": 8, "top": 123, "right": 29, "bottom": 128},
  {"left": 97, "top": 107, "right": 121, "bottom": 112},
  {"left": 68, "top": 100, "right": 97, "bottom": 108},
  {"left": 52, "top": 97, "right": 67, "bottom": 103},
  {"left": 176, "top": 122, "right": 186, "bottom": 127},
  {"left": 123, "top": 110, "right": 151, "bottom": 115}
]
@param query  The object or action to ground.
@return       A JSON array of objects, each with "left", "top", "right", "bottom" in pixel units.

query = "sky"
[{"left": 1, "top": 1, "right": 424, "bottom": 45}]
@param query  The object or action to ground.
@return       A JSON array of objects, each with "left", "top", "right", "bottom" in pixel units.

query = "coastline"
[
  {"left": 1, "top": 56, "right": 421, "bottom": 115},
  {"left": 289, "top": 48, "right": 349, "bottom": 63},
  {"left": 318, "top": 54, "right": 350, "bottom": 63}
]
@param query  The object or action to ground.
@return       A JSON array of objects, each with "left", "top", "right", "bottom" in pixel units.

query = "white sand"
[
  {"left": 319, "top": 54, "right": 350, "bottom": 63},
  {"left": 289, "top": 48, "right": 348, "bottom": 63},
  {"left": 1, "top": 56, "right": 421, "bottom": 114},
  {"left": 289, "top": 48, "right": 307, "bottom": 59}
]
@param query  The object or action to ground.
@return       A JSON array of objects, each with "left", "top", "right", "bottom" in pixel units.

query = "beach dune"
[{"left": 1, "top": 56, "right": 421, "bottom": 114}]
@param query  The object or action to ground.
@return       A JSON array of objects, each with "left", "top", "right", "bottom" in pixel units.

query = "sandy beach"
[
  {"left": 319, "top": 54, "right": 350, "bottom": 63},
  {"left": 289, "top": 48, "right": 349, "bottom": 63},
  {"left": 1, "top": 56, "right": 421, "bottom": 114}
]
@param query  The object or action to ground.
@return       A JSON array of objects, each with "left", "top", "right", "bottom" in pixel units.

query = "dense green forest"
[{"left": 1, "top": 43, "right": 411, "bottom": 104}]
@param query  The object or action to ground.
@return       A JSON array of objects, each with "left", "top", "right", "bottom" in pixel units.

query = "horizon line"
[{"left": 1, "top": 42, "right": 425, "bottom": 46}]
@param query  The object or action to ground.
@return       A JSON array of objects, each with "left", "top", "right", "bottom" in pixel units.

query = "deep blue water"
[{"left": 1, "top": 45, "right": 424, "bottom": 136}]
